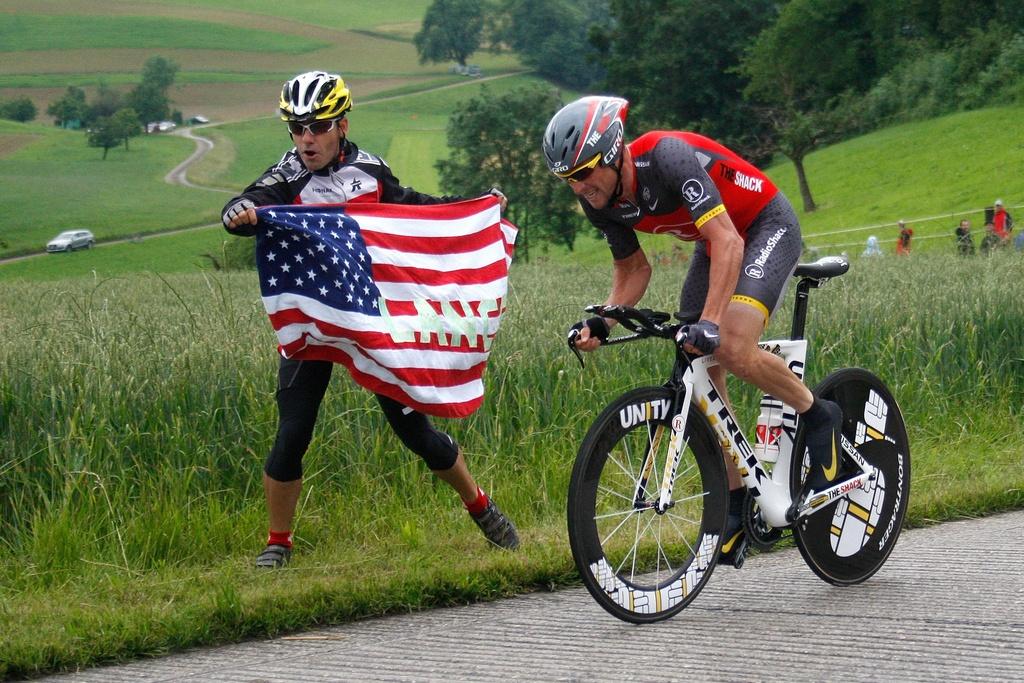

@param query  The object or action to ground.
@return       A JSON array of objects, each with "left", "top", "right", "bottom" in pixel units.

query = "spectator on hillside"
[
  {"left": 993, "top": 199, "right": 1014, "bottom": 242},
  {"left": 1015, "top": 229, "right": 1024, "bottom": 252},
  {"left": 862, "top": 235, "right": 882, "bottom": 257},
  {"left": 955, "top": 219, "right": 975, "bottom": 256},
  {"left": 895, "top": 220, "right": 913, "bottom": 256},
  {"left": 980, "top": 222, "right": 1002, "bottom": 255}
]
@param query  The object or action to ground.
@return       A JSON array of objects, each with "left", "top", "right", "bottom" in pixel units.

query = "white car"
[{"left": 46, "top": 229, "right": 95, "bottom": 253}]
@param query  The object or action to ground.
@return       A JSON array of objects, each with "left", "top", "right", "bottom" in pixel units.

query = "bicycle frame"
[{"left": 665, "top": 344, "right": 875, "bottom": 528}]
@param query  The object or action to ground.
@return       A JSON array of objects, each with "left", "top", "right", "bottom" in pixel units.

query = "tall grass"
[{"left": 1, "top": 254, "right": 1022, "bottom": 677}]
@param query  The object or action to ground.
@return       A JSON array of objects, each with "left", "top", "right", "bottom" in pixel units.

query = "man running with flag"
[{"left": 222, "top": 71, "right": 518, "bottom": 568}]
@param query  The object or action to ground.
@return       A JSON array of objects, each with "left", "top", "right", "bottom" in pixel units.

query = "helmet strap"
[{"left": 604, "top": 155, "right": 625, "bottom": 210}]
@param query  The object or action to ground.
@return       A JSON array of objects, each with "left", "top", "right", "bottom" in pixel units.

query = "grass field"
[
  {"left": 1, "top": 254, "right": 1022, "bottom": 677},
  {"left": 0, "top": 15, "right": 328, "bottom": 52},
  {"left": 0, "top": 227, "right": 229, "bottom": 280},
  {"left": 0, "top": 0, "right": 520, "bottom": 122},
  {"left": 0, "top": 119, "right": 223, "bottom": 256}
]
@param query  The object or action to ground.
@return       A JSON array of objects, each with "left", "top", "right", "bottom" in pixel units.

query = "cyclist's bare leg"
[
  {"left": 714, "top": 302, "right": 814, "bottom": 412},
  {"left": 264, "top": 473, "right": 302, "bottom": 533},
  {"left": 431, "top": 450, "right": 481, "bottom": 504}
]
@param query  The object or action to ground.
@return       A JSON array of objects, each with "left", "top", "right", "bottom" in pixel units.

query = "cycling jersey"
[
  {"left": 583, "top": 131, "right": 779, "bottom": 260},
  {"left": 223, "top": 138, "right": 459, "bottom": 237}
]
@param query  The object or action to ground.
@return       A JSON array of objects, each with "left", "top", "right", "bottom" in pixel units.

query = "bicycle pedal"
[{"left": 731, "top": 539, "right": 747, "bottom": 570}]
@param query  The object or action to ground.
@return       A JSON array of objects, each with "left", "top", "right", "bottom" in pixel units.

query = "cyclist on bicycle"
[
  {"left": 543, "top": 96, "right": 842, "bottom": 563},
  {"left": 222, "top": 70, "right": 518, "bottom": 567}
]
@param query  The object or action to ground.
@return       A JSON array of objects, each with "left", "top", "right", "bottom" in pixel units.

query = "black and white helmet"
[{"left": 542, "top": 96, "right": 629, "bottom": 178}]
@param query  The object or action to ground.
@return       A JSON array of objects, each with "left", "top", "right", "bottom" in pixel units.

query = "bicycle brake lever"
[{"left": 567, "top": 329, "right": 586, "bottom": 369}]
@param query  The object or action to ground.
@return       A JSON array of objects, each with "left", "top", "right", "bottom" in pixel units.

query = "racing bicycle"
[{"left": 565, "top": 255, "right": 911, "bottom": 623}]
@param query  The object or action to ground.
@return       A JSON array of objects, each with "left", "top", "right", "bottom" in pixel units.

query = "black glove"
[
  {"left": 675, "top": 319, "right": 720, "bottom": 355},
  {"left": 567, "top": 316, "right": 610, "bottom": 346}
]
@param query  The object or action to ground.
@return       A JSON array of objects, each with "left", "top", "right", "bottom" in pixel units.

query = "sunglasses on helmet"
[
  {"left": 555, "top": 153, "right": 603, "bottom": 184},
  {"left": 287, "top": 119, "right": 338, "bottom": 136}
]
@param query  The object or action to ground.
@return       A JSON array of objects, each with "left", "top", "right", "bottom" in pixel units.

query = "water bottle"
[{"left": 753, "top": 395, "right": 784, "bottom": 463}]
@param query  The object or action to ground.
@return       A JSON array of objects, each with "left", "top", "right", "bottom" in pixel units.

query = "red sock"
[
  {"left": 465, "top": 487, "right": 489, "bottom": 517},
  {"left": 267, "top": 530, "right": 293, "bottom": 548}
]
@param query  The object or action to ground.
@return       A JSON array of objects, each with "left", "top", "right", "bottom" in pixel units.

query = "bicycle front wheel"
[
  {"left": 792, "top": 368, "right": 911, "bottom": 585},
  {"left": 567, "top": 386, "right": 729, "bottom": 623}
]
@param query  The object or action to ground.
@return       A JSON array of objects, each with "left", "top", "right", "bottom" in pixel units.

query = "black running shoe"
[
  {"left": 471, "top": 500, "right": 520, "bottom": 550},
  {"left": 254, "top": 543, "right": 292, "bottom": 569},
  {"left": 802, "top": 399, "right": 843, "bottom": 494}
]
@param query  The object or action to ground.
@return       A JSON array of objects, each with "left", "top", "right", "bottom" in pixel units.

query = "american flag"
[{"left": 254, "top": 197, "right": 516, "bottom": 418}]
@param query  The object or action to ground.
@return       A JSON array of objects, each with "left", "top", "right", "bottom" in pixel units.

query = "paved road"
[{"left": 38, "top": 510, "right": 1024, "bottom": 682}]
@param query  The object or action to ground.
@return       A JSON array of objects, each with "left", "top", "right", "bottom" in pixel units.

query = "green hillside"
[
  {"left": 3, "top": 99, "right": 1022, "bottom": 276},
  {"left": 768, "top": 106, "right": 1024, "bottom": 255}
]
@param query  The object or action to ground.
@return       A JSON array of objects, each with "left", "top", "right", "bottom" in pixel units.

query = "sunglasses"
[
  {"left": 287, "top": 119, "right": 338, "bottom": 136},
  {"left": 555, "top": 153, "right": 603, "bottom": 184}
]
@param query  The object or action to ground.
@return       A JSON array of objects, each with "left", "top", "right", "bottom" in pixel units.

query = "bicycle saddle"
[{"left": 794, "top": 255, "right": 849, "bottom": 280}]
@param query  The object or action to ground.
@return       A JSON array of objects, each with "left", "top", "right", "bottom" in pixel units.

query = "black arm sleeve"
[
  {"left": 221, "top": 152, "right": 305, "bottom": 236},
  {"left": 582, "top": 201, "right": 642, "bottom": 260}
]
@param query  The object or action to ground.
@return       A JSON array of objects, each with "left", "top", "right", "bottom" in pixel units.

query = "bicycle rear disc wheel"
[
  {"left": 567, "top": 386, "right": 729, "bottom": 623},
  {"left": 792, "top": 368, "right": 911, "bottom": 585}
]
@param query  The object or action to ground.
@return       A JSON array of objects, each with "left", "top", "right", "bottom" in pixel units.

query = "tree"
[
  {"left": 437, "top": 85, "right": 589, "bottom": 261},
  {"left": 0, "top": 97, "right": 37, "bottom": 122},
  {"left": 498, "top": 0, "right": 607, "bottom": 89},
  {"left": 86, "top": 83, "right": 123, "bottom": 124},
  {"left": 47, "top": 86, "right": 87, "bottom": 128},
  {"left": 759, "top": 107, "right": 831, "bottom": 212},
  {"left": 87, "top": 117, "right": 121, "bottom": 159},
  {"left": 597, "top": 0, "right": 777, "bottom": 160},
  {"left": 128, "top": 82, "right": 171, "bottom": 124},
  {"left": 414, "top": 0, "right": 485, "bottom": 67},
  {"left": 110, "top": 108, "right": 142, "bottom": 150},
  {"left": 128, "top": 56, "right": 179, "bottom": 123},
  {"left": 740, "top": 0, "right": 873, "bottom": 211},
  {"left": 139, "top": 56, "right": 178, "bottom": 92}
]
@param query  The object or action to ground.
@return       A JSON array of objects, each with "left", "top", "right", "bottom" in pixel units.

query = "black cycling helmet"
[
  {"left": 542, "top": 96, "right": 629, "bottom": 178},
  {"left": 279, "top": 71, "right": 352, "bottom": 122}
]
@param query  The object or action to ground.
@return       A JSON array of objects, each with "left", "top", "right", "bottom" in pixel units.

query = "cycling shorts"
[{"left": 678, "top": 192, "right": 802, "bottom": 323}]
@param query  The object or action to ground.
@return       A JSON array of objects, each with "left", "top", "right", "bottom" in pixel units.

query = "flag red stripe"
[
  {"left": 372, "top": 259, "right": 508, "bottom": 287},
  {"left": 343, "top": 197, "right": 498, "bottom": 222},
  {"left": 373, "top": 298, "right": 505, "bottom": 318},
  {"left": 361, "top": 227, "right": 501, "bottom": 255}
]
